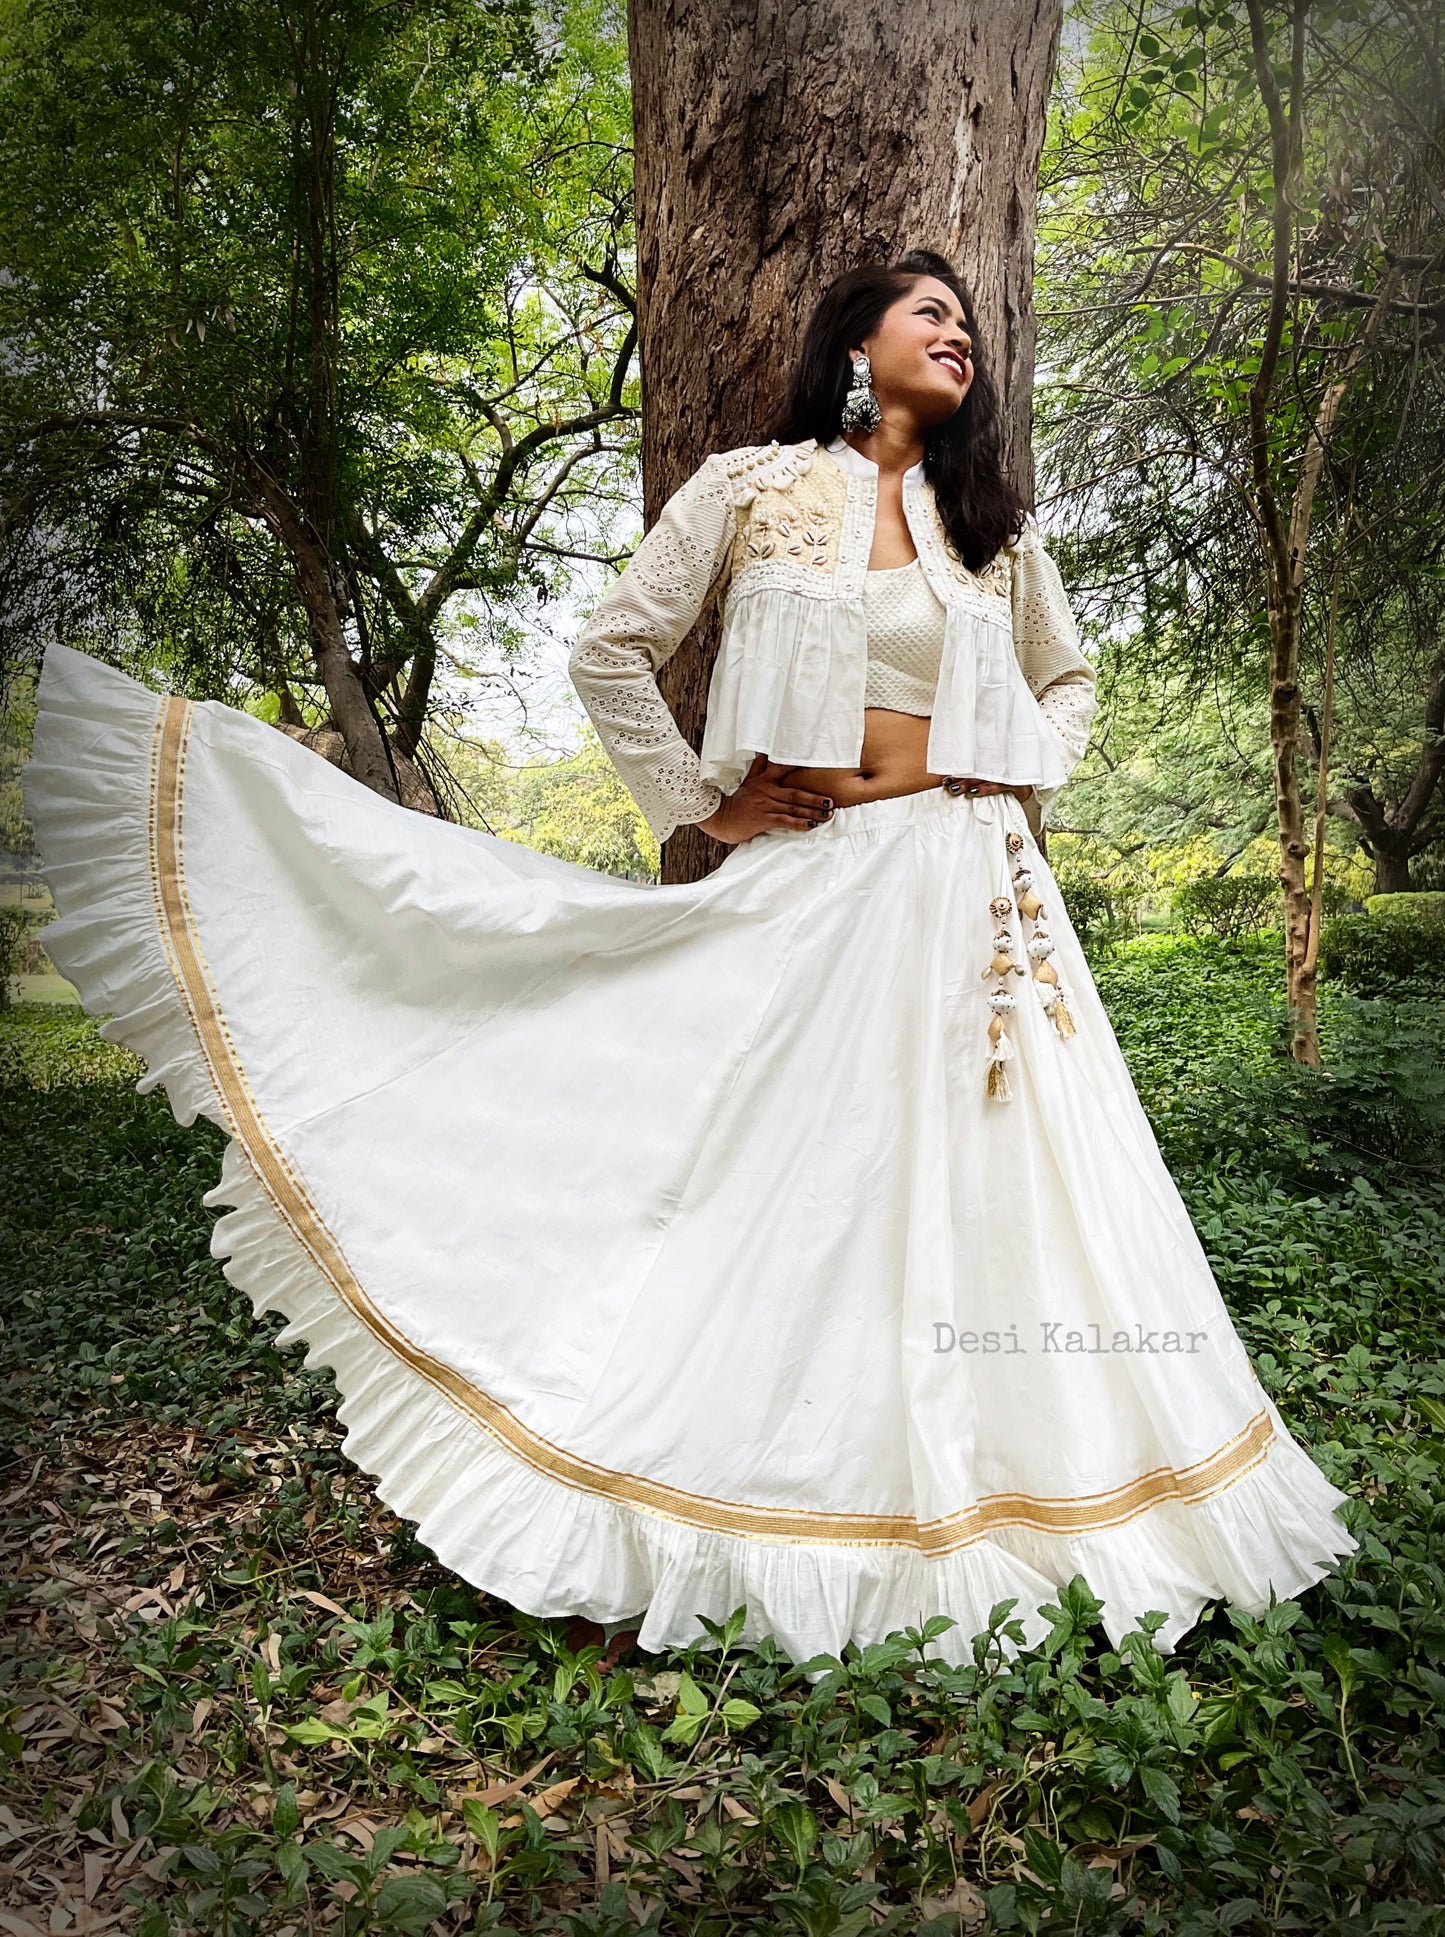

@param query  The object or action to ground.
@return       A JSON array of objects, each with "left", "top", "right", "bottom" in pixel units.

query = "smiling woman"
[
  {"left": 22, "top": 249, "right": 1359, "bottom": 1676},
  {"left": 848, "top": 276, "right": 978, "bottom": 452}
]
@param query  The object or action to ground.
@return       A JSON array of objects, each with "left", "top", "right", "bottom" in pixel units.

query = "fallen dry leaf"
[
  {"left": 82, "top": 1850, "right": 107, "bottom": 1902},
  {"left": 532, "top": 1776, "right": 579, "bottom": 1817},
  {"left": 0, "top": 1913, "right": 47, "bottom": 1937},
  {"left": 921, "top": 1878, "right": 987, "bottom": 1923},
  {"left": 294, "top": 1589, "right": 350, "bottom": 1619},
  {"left": 463, "top": 1753, "right": 554, "bottom": 1808}
]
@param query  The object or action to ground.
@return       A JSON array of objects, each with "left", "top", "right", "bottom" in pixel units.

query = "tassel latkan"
[{"left": 984, "top": 990, "right": 1017, "bottom": 1105}]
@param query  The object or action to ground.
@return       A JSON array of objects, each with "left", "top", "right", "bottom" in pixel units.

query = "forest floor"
[{"left": 2, "top": 934, "right": 1443, "bottom": 1937}]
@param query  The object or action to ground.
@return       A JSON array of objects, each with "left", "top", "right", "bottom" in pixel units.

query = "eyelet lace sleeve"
[
  {"left": 1005, "top": 515, "right": 1098, "bottom": 827},
  {"left": 567, "top": 456, "right": 738, "bottom": 846}
]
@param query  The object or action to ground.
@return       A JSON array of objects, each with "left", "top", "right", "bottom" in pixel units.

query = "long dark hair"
[{"left": 763, "top": 249, "right": 1025, "bottom": 571}]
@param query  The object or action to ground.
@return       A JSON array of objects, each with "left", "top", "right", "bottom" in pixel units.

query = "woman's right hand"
[{"left": 695, "top": 754, "right": 835, "bottom": 845}]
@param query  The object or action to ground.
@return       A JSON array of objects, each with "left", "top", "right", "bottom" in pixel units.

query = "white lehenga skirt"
[{"left": 24, "top": 643, "right": 1358, "bottom": 1665}]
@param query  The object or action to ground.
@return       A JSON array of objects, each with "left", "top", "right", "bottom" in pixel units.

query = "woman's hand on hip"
[
  {"left": 943, "top": 776, "right": 1034, "bottom": 801},
  {"left": 696, "top": 755, "right": 835, "bottom": 844}
]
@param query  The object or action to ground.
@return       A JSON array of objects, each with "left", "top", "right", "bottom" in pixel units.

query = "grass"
[
  {"left": 1, "top": 937, "right": 1443, "bottom": 1937},
  {"left": 7, "top": 971, "right": 78, "bottom": 1004}
]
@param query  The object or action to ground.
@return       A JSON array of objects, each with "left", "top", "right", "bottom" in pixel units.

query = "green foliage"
[
  {"left": 1319, "top": 911, "right": 1445, "bottom": 996},
  {"left": 1039, "top": 3, "right": 1445, "bottom": 924},
  {"left": 1366, "top": 893, "right": 1445, "bottom": 922},
  {"left": 1095, "top": 932, "right": 1445, "bottom": 1192},
  {"left": 0, "top": 0, "right": 638, "bottom": 760},
  {"left": 505, "top": 726, "right": 659, "bottom": 879},
  {"left": 1055, "top": 861, "right": 1143, "bottom": 946},
  {"left": 0, "top": 679, "right": 38, "bottom": 862},
  {"left": 1171, "top": 873, "right": 1279, "bottom": 940},
  {"left": 0, "top": 906, "right": 31, "bottom": 1008}
]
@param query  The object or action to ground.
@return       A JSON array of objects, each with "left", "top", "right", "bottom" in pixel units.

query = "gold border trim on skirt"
[{"left": 149, "top": 696, "right": 1276, "bottom": 1552}]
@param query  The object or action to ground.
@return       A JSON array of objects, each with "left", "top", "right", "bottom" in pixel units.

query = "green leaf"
[
  {"left": 1166, "top": 1673, "right": 1199, "bottom": 1726},
  {"left": 374, "top": 1873, "right": 449, "bottom": 1927},
  {"left": 675, "top": 1672, "right": 709, "bottom": 1716},
  {"left": 463, "top": 1799, "right": 501, "bottom": 1859},
  {"left": 1139, "top": 1765, "right": 1181, "bottom": 1823},
  {"left": 366, "top": 1823, "right": 413, "bottom": 1876},
  {"left": 661, "top": 1708, "right": 709, "bottom": 1746},
  {"left": 719, "top": 1698, "right": 761, "bottom": 1730},
  {"left": 305, "top": 1841, "right": 367, "bottom": 1885},
  {"left": 283, "top": 1716, "right": 342, "bottom": 1745},
  {"left": 1321, "top": 1634, "right": 1358, "bottom": 1691},
  {"left": 770, "top": 1800, "right": 817, "bottom": 1868},
  {"left": 271, "top": 1782, "right": 299, "bottom": 1839},
  {"left": 1021, "top": 1825, "right": 1064, "bottom": 1884}
]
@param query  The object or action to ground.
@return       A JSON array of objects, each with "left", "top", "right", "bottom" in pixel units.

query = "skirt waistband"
[{"left": 752, "top": 783, "right": 1033, "bottom": 847}]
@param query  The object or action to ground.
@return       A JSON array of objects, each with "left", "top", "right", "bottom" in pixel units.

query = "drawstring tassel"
[
  {"left": 986, "top": 995, "right": 1016, "bottom": 1102},
  {"left": 980, "top": 834, "right": 1081, "bottom": 1105},
  {"left": 981, "top": 927, "right": 1026, "bottom": 982},
  {"left": 1011, "top": 863, "right": 1044, "bottom": 921},
  {"left": 1026, "top": 929, "right": 1078, "bottom": 1040}
]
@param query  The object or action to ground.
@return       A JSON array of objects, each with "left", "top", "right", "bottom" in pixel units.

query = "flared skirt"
[{"left": 22, "top": 644, "right": 1359, "bottom": 1665}]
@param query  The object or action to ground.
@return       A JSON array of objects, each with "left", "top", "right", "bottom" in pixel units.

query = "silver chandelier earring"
[{"left": 840, "top": 351, "right": 881, "bottom": 434}]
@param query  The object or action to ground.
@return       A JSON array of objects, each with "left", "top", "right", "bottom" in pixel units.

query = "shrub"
[
  {"left": 1054, "top": 866, "right": 1141, "bottom": 948},
  {"left": 1171, "top": 872, "right": 1279, "bottom": 939},
  {"left": 0, "top": 906, "right": 32, "bottom": 1010},
  {"left": 1095, "top": 933, "right": 1444, "bottom": 1191},
  {"left": 1365, "top": 890, "right": 1445, "bottom": 921},
  {"left": 1317, "top": 879, "right": 1358, "bottom": 918},
  {"left": 1319, "top": 910, "right": 1445, "bottom": 993}
]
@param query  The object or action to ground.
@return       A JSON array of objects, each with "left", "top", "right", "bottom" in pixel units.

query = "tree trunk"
[
  {"left": 289, "top": 537, "right": 402, "bottom": 803},
  {"left": 1265, "top": 586, "right": 1317, "bottom": 1060},
  {"left": 1371, "top": 846, "right": 1415, "bottom": 895},
  {"left": 628, "top": 0, "right": 1064, "bottom": 885},
  {"left": 1339, "top": 660, "right": 1445, "bottom": 896}
]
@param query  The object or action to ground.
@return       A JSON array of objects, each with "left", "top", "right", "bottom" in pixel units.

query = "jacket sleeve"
[
  {"left": 567, "top": 455, "right": 738, "bottom": 846},
  {"left": 1006, "top": 515, "right": 1098, "bottom": 829}
]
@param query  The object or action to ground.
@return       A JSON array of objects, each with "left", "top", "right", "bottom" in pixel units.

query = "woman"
[{"left": 22, "top": 249, "right": 1356, "bottom": 1673}]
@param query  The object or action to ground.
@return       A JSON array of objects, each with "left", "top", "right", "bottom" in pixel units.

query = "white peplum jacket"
[{"left": 567, "top": 434, "right": 1098, "bottom": 845}]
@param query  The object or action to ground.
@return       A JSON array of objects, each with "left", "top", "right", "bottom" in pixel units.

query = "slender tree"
[{"left": 1036, "top": 0, "right": 1444, "bottom": 1059}]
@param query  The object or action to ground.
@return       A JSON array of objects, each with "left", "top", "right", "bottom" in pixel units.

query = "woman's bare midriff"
[{"left": 774, "top": 709, "right": 950, "bottom": 806}]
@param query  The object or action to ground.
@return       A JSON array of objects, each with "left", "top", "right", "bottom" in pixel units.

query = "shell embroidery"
[
  {"left": 940, "top": 528, "right": 1011, "bottom": 600},
  {"left": 745, "top": 502, "right": 832, "bottom": 567},
  {"left": 719, "top": 438, "right": 819, "bottom": 508}
]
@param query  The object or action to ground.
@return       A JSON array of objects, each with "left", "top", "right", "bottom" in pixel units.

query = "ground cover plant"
[{"left": 2, "top": 935, "right": 1443, "bottom": 1936}]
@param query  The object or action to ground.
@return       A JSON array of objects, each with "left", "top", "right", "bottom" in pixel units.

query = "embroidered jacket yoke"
[{"left": 568, "top": 436, "right": 1097, "bottom": 844}]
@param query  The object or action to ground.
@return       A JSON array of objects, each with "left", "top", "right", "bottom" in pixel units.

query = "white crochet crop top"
[{"left": 862, "top": 558, "right": 946, "bottom": 715}]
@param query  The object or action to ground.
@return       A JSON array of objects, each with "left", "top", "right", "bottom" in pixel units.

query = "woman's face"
[{"left": 853, "top": 276, "right": 975, "bottom": 428}]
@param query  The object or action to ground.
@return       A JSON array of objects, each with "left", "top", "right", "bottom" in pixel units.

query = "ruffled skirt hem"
[{"left": 22, "top": 644, "right": 1360, "bottom": 1666}]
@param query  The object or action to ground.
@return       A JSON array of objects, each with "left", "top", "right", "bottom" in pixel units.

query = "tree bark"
[
  {"left": 628, "top": 0, "right": 1064, "bottom": 885},
  {"left": 1371, "top": 846, "right": 1417, "bottom": 895}
]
